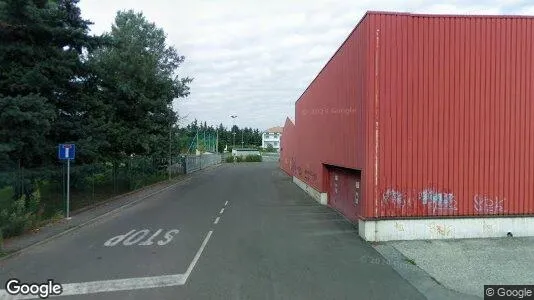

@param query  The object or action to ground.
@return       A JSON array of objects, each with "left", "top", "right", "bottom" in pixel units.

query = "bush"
[
  {"left": 0, "top": 195, "right": 35, "bottom": 238},
  {"left": 245, "top": 155, "right": 262, "bottom": 162},
  {"left": 225, "top": 156, "right": 235, "bottom": 163},
  {"left": 236, "top": 156, "right": 243, "bottom": 162}
]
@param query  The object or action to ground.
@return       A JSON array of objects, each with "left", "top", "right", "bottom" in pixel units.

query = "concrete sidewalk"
[{"left": 373, "top": 237, "right": 534, "bottom": 299}]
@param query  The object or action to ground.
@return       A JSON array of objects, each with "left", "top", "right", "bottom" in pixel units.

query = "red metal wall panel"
[
  {"left": 365, "top": 13, "right": 534, "bottom": 218},
  {"left": 286, "top": 11, "right": 534, "bottom": 220},
  {"left": 280, "top": 118, "right": 296, "bottom": 176},
  {"left": 294, "top": 16, "right": 369, "bottom": 208}
]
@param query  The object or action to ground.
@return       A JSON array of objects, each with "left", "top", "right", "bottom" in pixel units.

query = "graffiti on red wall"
[
  {"left": 303, "top": 169, "right": 318, "bottom": 184},
  {"left": 381, "top": 187, "right": 459, "bottom": 216},
  {"left": 473, "top": 194, "right": 505, "bottom": 214},
  {"left": 382, "top": 189, "right": 407, "bottom": 207},
  {"left": 295, "top": 166, "right": 303, "bottom": 177},
  {"left": 294, "top": 164, "right": 318, "bottom": 185},
  {"left": 381, "top": 188, "right": 511, "bottom": 216},
  {"left": 420, "top": 188, "right": 457, "bottom": 214},
  {"left": 290, "top": 157, "right": 296, "bottom": 173},
  {"left": 381, "top": 188, "right": 418, "bottom": 212}
]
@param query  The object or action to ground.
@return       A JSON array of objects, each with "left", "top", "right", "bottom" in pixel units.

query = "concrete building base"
[
  {"left": 359, "top": 217, "right": 534, "bottom": 241},
  {"left": 292, "top": 176, "right": 327, "bottom": 205}
]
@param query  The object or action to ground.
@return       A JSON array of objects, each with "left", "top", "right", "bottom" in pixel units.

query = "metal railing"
[{"left": 184, "top": 153, "right": 222, "bottom": 174}]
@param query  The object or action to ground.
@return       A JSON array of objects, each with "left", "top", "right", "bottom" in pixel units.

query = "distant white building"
[{"left": 262, "top": 126, "right": 283, "bottom": 152}]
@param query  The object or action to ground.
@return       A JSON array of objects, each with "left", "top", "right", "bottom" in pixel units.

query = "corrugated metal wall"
[
  {"left": 366, "top": 13, "right": 534, "bottom": 218},
  {"left": 294, "top": 16, "right": 370, "bottom": 200},
  {"left": 280, "top": 118, "right": 296, "bottom": 176},
  {"left": 284, "top": 11, "right": 534, "bottom": 220}
]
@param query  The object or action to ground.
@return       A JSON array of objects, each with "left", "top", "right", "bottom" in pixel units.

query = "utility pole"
[
  {"left": 168, "top": 121, "right": 172, "bottom": 180},
  {"left": 231, "top": 115, "right": 238, "bottom": 148},
  {"left": 167, "top": 103, "right": 174, "bottom": 181},
  {"left": 241, "top": 130, "right": 244, "bottom": 148}
]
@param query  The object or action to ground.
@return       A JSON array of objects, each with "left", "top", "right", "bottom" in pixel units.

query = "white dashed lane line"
[{"left": 212, "top": 202, "right": 228, "bottom": 226}]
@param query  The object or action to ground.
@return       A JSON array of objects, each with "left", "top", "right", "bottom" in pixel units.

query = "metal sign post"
[
  {"left": 67, "top": 158, "right": 70, "bottom": 219},
  {"left": 58, "top": 144, "right": 76, "bottom": 219}
]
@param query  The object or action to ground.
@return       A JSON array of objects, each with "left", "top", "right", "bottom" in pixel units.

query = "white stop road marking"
[
  {"left": 0, "top": 231, "right": 214, "bottom": 299},
  {"left": 104, "top": 229, "right": 180, "bottom": 247}
]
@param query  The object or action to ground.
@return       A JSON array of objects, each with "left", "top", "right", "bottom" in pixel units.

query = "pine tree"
[{"left": 0, "top": 0, "right": 103, "bottom": 167}]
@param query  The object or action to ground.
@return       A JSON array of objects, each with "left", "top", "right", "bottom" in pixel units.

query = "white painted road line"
[
  {"left": 184, "top": 230, "right": 213, "bottom": 282},
  {"left": 224, "top": 201, "right": 229, "bottom": 206},
  {"left": 219, "top": 208, "right": 224, "bottom": 214},
  {"left": 214, "top": 217, "right": 220, "bottom": 224},
  {"left": 0, "top": 231, "right": 214, "bottom": 299}
]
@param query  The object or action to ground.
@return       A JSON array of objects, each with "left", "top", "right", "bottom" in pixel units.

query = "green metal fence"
[
  {"left": 0, "top": 153, "right": 225, "bottom": 240},
  {"left": 0, "top": 157, "right": 183, "bottom": 239}
]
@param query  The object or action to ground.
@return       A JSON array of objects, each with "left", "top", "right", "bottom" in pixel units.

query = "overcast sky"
[{"left": 78, "top": 0, "right": 534, "bottom": 130}]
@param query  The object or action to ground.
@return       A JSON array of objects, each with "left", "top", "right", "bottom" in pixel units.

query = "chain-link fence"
[
  {"left": 184, "top": 153, "right": 222, "bottom": 173},
  {"left": 0, "top": 154, "right": 221, "bottom": 240}
]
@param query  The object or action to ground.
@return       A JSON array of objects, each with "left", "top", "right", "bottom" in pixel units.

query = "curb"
[{"left": 0, "top": 176, "right": 192, "bottom": 262}]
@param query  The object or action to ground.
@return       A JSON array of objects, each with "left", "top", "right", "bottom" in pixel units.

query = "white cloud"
[
  {"left": 418, "top": 3, "right": 502, "bottom": 14},
  {"left": 521, "top": 5, "right": 534, "bottom": 15},
  {"left": 79, "top": 0, "right": 528, "bottom": 130}
]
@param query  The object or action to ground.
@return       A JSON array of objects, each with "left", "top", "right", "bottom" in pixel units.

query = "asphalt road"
[{"left": 0, "top": 162, "right": 425, "bottom": 300}]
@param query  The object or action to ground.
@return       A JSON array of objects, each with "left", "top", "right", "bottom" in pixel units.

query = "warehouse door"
[{"left": 328, "top": 166, "right": 361, "bottom": 223}]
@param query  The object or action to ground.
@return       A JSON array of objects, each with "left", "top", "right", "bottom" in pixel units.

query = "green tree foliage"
[
  {"left": 0, "top": 0, "right": 103, "bottom": 167},
  {"left": 89, "top": 10, "right": 192, "bottom": 159},
  {"left": 0, "top": 3, "right": 196, "bottom": 238},
  {"left": 174, "top": 120, "right": 264, "bottom": 154}
]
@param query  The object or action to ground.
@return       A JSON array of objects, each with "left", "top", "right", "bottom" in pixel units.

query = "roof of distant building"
[{"left": 265, "top": 126, "right": 283, "bottom": 133}]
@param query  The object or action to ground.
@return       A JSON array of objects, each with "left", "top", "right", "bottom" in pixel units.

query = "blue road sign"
[{"left": 58, "top": 144, "right": 76, "bottom": 160}]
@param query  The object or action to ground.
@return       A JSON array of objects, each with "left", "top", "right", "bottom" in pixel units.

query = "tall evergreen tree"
[
  {"left": 90, "top": 10, "right": 192, "bottom": 159},
  {"left": 0, "top": 0, "right": 102, "bottom": 167}
]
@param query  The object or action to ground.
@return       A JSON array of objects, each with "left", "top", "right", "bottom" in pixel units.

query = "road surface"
[{"left": 0, "top": 162, "right": 424, "bottom": 300}]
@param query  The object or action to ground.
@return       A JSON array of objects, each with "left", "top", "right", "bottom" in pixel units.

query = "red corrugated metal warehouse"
[{"left": 281, "top": 11, "right": 534, "bottom": 241}]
